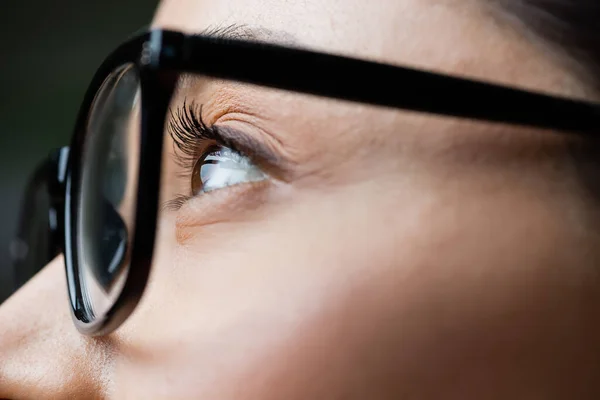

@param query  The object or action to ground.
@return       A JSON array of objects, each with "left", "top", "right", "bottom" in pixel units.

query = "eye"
[{"left": 191, "top": 145, "right": 267, "bottom": 195}]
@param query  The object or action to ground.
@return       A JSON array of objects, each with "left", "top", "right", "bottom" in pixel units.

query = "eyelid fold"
[{"left": 168, "top": 98, "right": 293, "bottom": 177}]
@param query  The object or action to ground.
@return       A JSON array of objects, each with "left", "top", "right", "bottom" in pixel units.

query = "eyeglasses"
[{"left": 12, "top": 29, "right": 600, "bottom": 336}]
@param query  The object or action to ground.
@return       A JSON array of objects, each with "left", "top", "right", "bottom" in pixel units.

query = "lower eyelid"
[{"left": 174, "top": 179, "right": 273, "bottom": 241}]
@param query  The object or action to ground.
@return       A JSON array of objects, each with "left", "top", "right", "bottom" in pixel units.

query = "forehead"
[{"left": 151, "top": 0, "right": 582, "bottom": 98}]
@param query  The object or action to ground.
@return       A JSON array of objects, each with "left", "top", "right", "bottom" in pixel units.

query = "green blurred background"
[{"left": 0, "top": 0, "right": 159, "bottom": 302}]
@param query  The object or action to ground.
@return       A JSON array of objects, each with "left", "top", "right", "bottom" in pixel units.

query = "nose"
[{"left": 0, "top": 256, "right": 111, "bottom": 399}]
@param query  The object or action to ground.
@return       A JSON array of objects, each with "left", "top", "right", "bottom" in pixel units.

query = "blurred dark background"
[{"left": 0, "top": 0, "right": 158, "bottom": 303}]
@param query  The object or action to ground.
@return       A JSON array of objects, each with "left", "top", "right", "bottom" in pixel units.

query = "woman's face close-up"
[{"left": 1, "top": 0, "right": 600, "bottom": 398}]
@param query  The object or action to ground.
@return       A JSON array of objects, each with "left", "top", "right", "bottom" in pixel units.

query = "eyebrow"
[
  {"left": 177, "top": 23, "right": 298, "bottom": 90},
  {"left": 193, "top": 23, "right": 299, "bottom": 46}
]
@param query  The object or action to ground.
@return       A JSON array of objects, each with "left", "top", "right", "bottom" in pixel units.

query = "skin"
[{"left": 1, "top": 0, "right": 600, "bottom": 398}]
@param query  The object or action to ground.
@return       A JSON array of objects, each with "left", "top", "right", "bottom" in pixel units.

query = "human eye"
[
  {"left": 165, "top": 100, "right": 268, "bottom": 209},
  {"left": 191, "top": 145, "right": 266, "bottom": 194}
]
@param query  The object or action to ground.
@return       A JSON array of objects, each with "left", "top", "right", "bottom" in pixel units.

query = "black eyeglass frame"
[{"left": 50, "top": 29, "right": 600, "bottom": 336}]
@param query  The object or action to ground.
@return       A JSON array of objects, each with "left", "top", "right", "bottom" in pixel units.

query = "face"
[{"left": 2, "top": 0, "right": 599, "bottom": 398}]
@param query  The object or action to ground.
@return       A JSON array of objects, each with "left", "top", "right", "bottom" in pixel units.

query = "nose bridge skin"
[{"left": 0, "top": 257, "right": 111, "bottom": 400}]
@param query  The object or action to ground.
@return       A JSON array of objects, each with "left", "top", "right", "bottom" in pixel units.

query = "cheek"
[{"left": 111, "top": 183, "right": 600, "bottom": 398}]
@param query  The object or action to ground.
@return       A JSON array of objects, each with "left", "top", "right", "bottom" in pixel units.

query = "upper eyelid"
[
  {"left": 199, "top": 100, "right": 296, "bottom": 170},
  {"left": 167, "top": 100, "right": 295, "bottom": 182},
  {"left": 212, "top": 122, "right": 295, "bottom": 182},
  {"left": 177, "top": 79, "right": 296, "bottom": 158},
  {"left": 212, "top": 112, "right": 287, "bottom": 160}
]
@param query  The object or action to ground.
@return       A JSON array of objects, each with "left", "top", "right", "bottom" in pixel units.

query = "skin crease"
[{"left": 1, "top": 0, "right": 600, "bottom": 398}]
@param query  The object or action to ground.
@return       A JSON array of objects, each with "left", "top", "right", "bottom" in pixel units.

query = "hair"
[
  {"left": 493, "top": 0, "right": 600, "bottom": 93},
  {"left": 491, "top": 1, "right": 600, "bottom": 212}
]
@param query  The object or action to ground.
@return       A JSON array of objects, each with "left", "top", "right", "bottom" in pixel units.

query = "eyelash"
[
  {"left": 165, "top": 99, "right": 246, "bottom": 210},
  {"left": 169, "top": 100, "right": 243, "bottom": 170}
]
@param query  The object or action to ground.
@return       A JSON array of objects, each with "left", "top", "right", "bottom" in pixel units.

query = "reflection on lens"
[{"left": 77, "top": 63, "right": 140, "bottom": 319}]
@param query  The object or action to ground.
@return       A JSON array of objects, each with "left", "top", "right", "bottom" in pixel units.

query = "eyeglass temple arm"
[
  {"left": 48, "top": 147, "right": 69, "bottom": 244},
  {"left": 162, "top": 31, "right": 600, "bottom": 135},
  {"left": 11, "top": 147, "right": 69, "bottom": 287}
]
